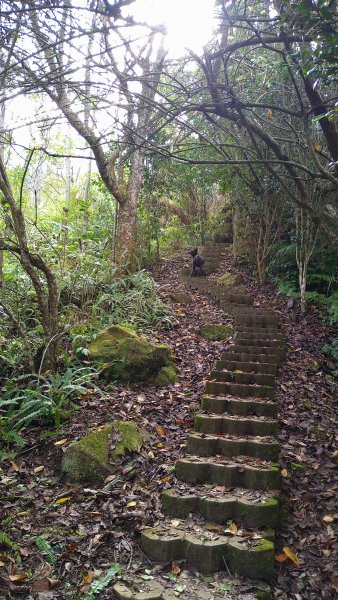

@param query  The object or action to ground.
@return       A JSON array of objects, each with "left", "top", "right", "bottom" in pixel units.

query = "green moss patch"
[
  {"left": 168, "top": 292, "right": 192, "bottom": 304},
  {"left": 153, "top": 365, "right": 178, "bottom": 386},
  {"left": 199, "top": 323, "right": 233, "bottom": 341},
  {"left": 88, "top": 324, "right": 176, "bottom": 383},
  {"left": 219, "top": 272, "right": 243, "bottom": 286},
  {"left": 61, "top": 421, "right": 143, "bottom": 483}
]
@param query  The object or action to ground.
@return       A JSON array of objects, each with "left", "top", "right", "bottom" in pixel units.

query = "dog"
[{"left": 188, "top": 248, "right": 204, "bottom": 276}]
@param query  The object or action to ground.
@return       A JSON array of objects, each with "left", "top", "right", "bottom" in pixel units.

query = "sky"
[{"left": 131, "top": 0, "right": 217, "bottom": 55}]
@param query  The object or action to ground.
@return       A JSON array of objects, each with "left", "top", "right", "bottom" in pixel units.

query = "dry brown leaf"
[
  {"left": 275, "top": 553, "right": 288, "bottom": 563},
  {"left": 83, "top": 572, "right": 94, "bottom": 584},
  {"left": 9, "top": 573, "right": 27, "bottom": 582},
  {"left": 156, "top": 426, "right": 166, "bottom": 436},
  {"left": 171, "top": 561, "right": 181, "bottom": 575},
  {"left": 283, "top": 546, "right": 300, "bottom": 567}
]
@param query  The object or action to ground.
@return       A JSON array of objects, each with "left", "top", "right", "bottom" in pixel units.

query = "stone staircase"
[
  {"left": 113, "top": 246, "right": 283, "bottom": 598},
  {"left": 140, "top": 250, "right": 283, "bottom": 588},
  {"left": 183, "top": 243, "right": 229, "bottom": 276}
]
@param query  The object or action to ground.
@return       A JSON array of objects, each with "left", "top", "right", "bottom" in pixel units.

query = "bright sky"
[{"left": 132, "top": 0, "right": 217, "bottom": 55}]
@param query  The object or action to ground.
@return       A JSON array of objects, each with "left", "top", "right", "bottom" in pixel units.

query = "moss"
[
  {"left": 199, "top": 323, "right": 233, "bottom": 341},
  {"left": 253, "top": 539, "right": 274, "bottom": 551},
  {"left": 62, "top": 421, "right": 143, "bottom": 483},
  {"left": 255, "top": 591, "right": 271, "bottom": 600},
  {"left": 291, "top": 462, "right": 306, "bottom": 473},
  {"left": 218, "top": 272, "right": 243, "bottom": 286},
  {"left": 168, "top": 292, "right": 192, "bottom": 304},
  {"left": 88, "top": 324, "right": 173, "bottom": 383},
  {"left": 153, "top": 365, "right": 178, "bottom": 386}
]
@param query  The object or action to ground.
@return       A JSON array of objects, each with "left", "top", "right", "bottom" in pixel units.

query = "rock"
[
  {"left": 153, "top": 365, "right": 178, "bottom": 386},
  {"left": 168, "top": 292, "right": 192, "bottom": 304},
  {"left": 199, "top": 323, "right": 233, "bottom": 341},
  {"left": 62, "top": 421, "right": 143, "bottom": 483},
  {"left": 88, "top": 324, "right": 176, "bottom": 383},
  {"left": 218, "top": 272, "right": 243, "bottom": 286}
]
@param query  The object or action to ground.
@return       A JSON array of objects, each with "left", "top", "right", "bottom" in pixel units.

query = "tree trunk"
[{"left": 114, "top": 198, "right": 138, "bottom": 270}]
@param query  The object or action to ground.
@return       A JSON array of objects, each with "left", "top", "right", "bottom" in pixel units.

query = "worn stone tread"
[
  {"left": 200, "top": 394, "right": 278, "bottom": 417},
  {"left": 162, "top": 485, "right": 279, "bottom": 528},
  {"left": 215, "top": 360, "right": 278, "bottom": 375},
  {"left": 176, "top": 455, "right": 280, "bottom": 489},
  {"left": 210, "top": 369, "right": 276, "bottom": 387},
  {"left": 187, "top": 432, "right": 279, "bottom": 461},
  {"left": 194, "top": 413, "right": 278, "bottom": 436},
  {"left": 141, "top": 519, "right": 275, "bottom": 580},
  {"left": 205, "top": 380, "right": 275, "bottom": 399}
]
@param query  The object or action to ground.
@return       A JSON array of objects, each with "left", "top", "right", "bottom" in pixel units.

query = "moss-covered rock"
[
  {"left": 153, "top": 365, "right": 178, "bottom": 386},
  {"left": 62, "top": 421, "right": 143, "bottom": 483},
  {"left": 168, "top": 292, "right": 192, "bottom": 304},
  {"left": 219, "top": 272, "right": 243, "bottom": 286},
  {"left": 88, "top": 324, "right": 175, "bottom": 383},
  {"left": 199, "top": 323, "right": 233, "bottom": 341}
]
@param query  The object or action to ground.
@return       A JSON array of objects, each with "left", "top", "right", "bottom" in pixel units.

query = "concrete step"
[
  {"left": 194, "top": 413, "right": 278, "bottom": 437},
  {"left": 205, "top": 380, "right": 275, "bottom": 399},
  {"left": 234, "top": 338, "right": 284, "bottom": 349},
  {"left": 216, "top": 360, "right": 278, "bottom": 375},
  {"left": 162, "top": 484, "right": 280, "bottom": 528},
  {"left": 187, "top": 432, "right": 279, "bottom": 461},
  {"left": 210, "top": 369, "right": 275, "bottom": 387},
  {"left": 236, "top": 332, "right": 284, "bottom": 341},
  {"left": 235, "top": 325, "right": 280, "bottom": 334},
  {"left": 141, "top": 518, "right": 275, "bottom": 580},
  {"left": 234, "top": 314, "right": 278, "bottom": 326},
  {"left": 201, "top": 394, "right": 277, "bottom": 418},
  {"left": 221, "top": 351, "right": 279, "bottom": 364},
  {"left": 176, "top": 455, "right": 280, "bottom": 490}
]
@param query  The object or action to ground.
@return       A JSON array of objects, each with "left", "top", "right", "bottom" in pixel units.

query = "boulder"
[
  {"left": 219, "top": 272, "right": 243, "bottom": 286},
  {"left": 199, "top": 323, "right": 233, "bottom": 341},
  {"left": 168, "top": 291, "right": 192, "bottom": 304},
  {"left": 88, "top": 324, "right": 176, "bottom": 383},
  {"left": 153, "top": 365, "right": 178, "bottom": 386},
  {"left": 62, "top": 421, "right": 143, "bottom": 483}
]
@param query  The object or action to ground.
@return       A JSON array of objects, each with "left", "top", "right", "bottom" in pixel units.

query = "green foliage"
[
  {"left": 34, "top": 536, "right": 57, "bottom": 565},
  {"left": 0, "top": 366, "right": 98, "bottom": 447},
  {"left": 322, "top": 339, "right": 338, "bottom": 376},
  {"left": 69, "top": 270, "right": 172, "bottom": 356},
  {"left": 81, "top": 563, "right": 121, "bottom": 600}
]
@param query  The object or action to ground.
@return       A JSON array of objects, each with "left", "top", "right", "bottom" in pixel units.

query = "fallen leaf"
[
  {"left": 34, "top": 466, "right": 45, "bottom": 474},
  {"left": 55, "top": 497, "right": 71, "bottom": 505},
  {"left": 283, "top": 546, "right": 300, "bottom": 567},
  {"left": 9, "top": 573, "right": 27, "bottom": 582},
  {"left": 83, "top": 571, "right": 93, "bottom": 584},
  {"left": 171, "top": 561, "right": 181, "bottom": 575},
  {"left": 171, "top": 519, "right": 181, "bottom": 527},
  {"left": 148, "top": 451, "right": 155, "bottom": 459},
  {"left": 156, "top": 426, "right": 166, "bottom": 436},
  {"left": 54, "top": 439, "right": 68, "bottom": 446},
  {"left": 323, "top": 514, "right": 338, "bottom": 523},
  {"left": 127, "top": 501, "right": 137, "bottom": 508},
  {"left": 228, "top": 522, "right": 238, "bottom": 534},
  {"left": 281, "top": 469, "right": 288, "bottom": 477},
  {"left": 162, "top": 476, "right": 171, "bottom": 483},
  {"left": 10, "top": 460, "right": 20, "bottom": 471},
  {"left": 275, "top": 553, "right": 288, "bottom": 563}
]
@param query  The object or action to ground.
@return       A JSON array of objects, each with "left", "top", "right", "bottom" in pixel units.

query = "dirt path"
[{"left": 0, "top": 251, "right": 337, "bottom": 599}]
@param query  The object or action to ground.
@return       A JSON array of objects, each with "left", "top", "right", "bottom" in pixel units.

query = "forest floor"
[{"left": 0, "top": 250, "right": 337, "bottom": 600}]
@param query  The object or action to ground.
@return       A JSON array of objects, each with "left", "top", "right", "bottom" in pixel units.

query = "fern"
[
  {"left": 81, "top": 563, "right": 121, "bottom": 599},
  {"left": 34, "top": 536, "right": 57, "bottom": 565}
]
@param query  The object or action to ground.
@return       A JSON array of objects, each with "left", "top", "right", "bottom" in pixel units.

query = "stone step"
[
  {"left": 201, "top": 394, "right": 277, "bottom": 418},
  {"left": 176, "top": 456, "right": 280, "bottom": 490},
  {"left": 234, "top": 307, "right": 274, "bottom": 315},
  {"left": 219, "top": 294, "right": 253, "bottom": 306},
  {"left": 234, "top": 338, "right": 284, "bottom": 348},
  {"left": 210, "top": 369, "right": 275, "bottom": 387},
  {"left": 216, "top": 360, "right": 278, "bottom": 375},
  {"left": 221, "top": 351, "right": 279, "bottom": 364},
  {"left": 194, "top": 413, "right": 278, "bottom": 436},
  {"left": 235, "top": 325, "right": 280, "bottom": 334},
  {"left": 234, "top": 314, "right": 278, "bottom": 326},
  {"left": 162, "top": 484, "right": 280, "bottom": 528},
  {"left": 205, "top": 380, "right": 275, "bottom": 399},
  {"left": 141, "top": 519, "right": 275, "bottom": 580},
  {"left": 230, "top": 346, "right": 284, "bottom": 362},
  {"left": 187, "top": 432, "right": 279, "bottom": 461},
  {"left": 236, "top": 332, "right": 284, "bottom": 341}
]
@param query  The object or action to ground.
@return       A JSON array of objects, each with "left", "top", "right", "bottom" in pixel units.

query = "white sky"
[{"left": 132, "top": 0, "right": 216, "bottom": 55}]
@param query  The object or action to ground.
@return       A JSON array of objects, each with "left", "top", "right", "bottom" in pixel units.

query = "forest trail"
[
  {"left": 1, "top": 246, "right": 337, "bottom": 600},
  {"left": 116, "top": 245, "right": 283, "bottom": 598}
]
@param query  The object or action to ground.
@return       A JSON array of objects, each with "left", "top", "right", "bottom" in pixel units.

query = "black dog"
[{"left": 189, "top": 248, "right": 204, "bottom": 276}]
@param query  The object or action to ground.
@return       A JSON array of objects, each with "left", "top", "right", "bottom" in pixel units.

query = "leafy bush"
[
  {"left": 0, "top": 365, "right": 99, "bottom": 447},
  {"left": 69, "top": 270, "right": 172, "bottom": 356},
  {"left": 322, "top": 339, "right": 338, "bottom": 376}
]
